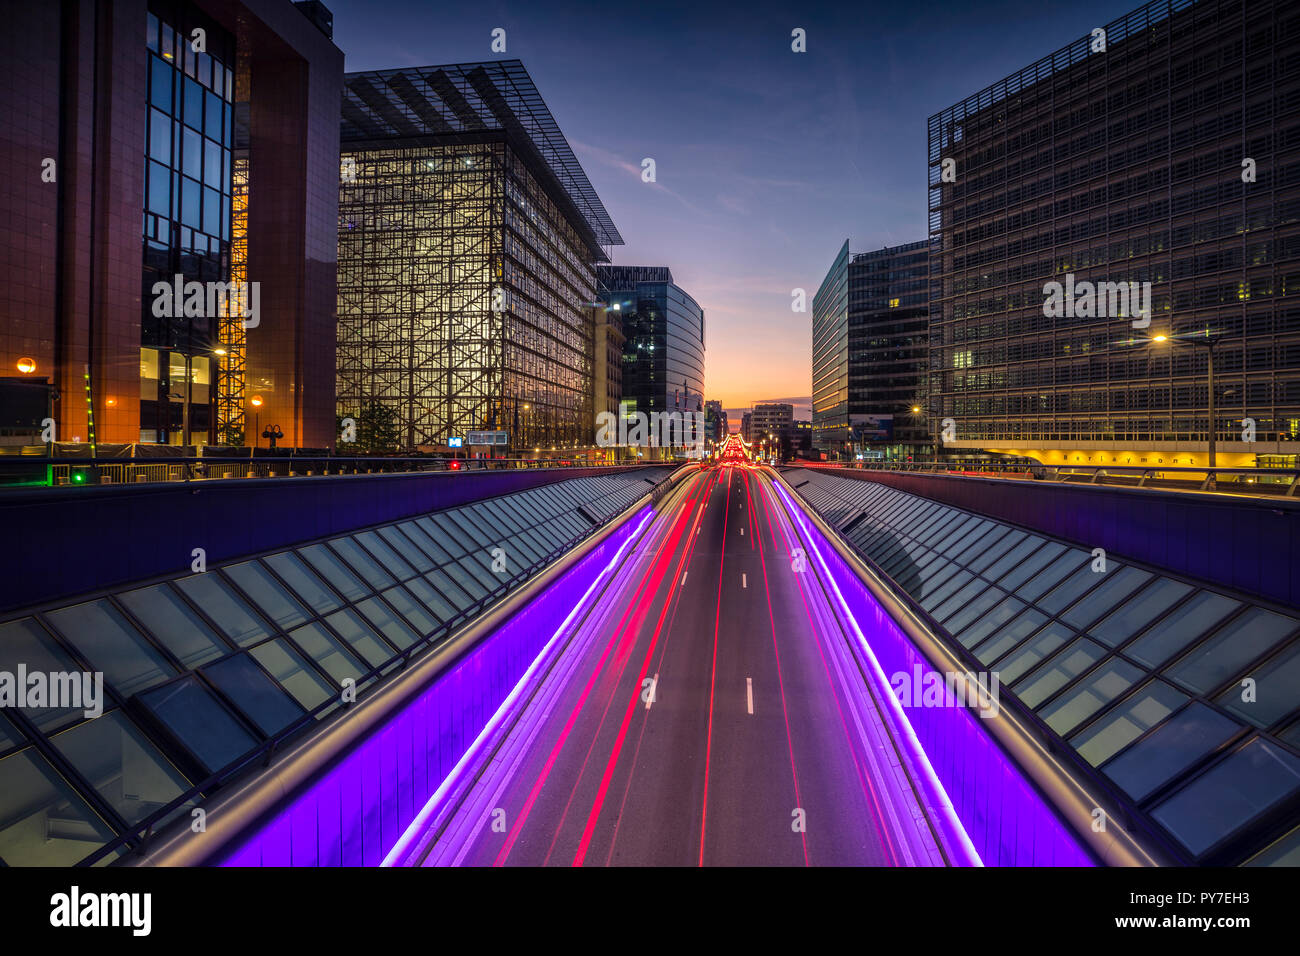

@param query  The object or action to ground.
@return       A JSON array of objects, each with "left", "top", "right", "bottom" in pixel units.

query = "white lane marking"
[
  {"left": 681, "top": 571, "right": 688, "bottom": 586},
  {"left": 742, "top": 572, "right": 747, "bottom": 588},
  {"left": 645, "top": 672, "right": 658, "bottom": 711},
  {"left": 747, "top": 677, "right": 753, "bottom": 715},
  {"left": 740, "top": 527, "right": 744, "bottom": 536}
]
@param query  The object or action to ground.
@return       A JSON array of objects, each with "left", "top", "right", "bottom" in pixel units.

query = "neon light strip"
[
  {"left": 380, "top": 507, "right": 655, "bottom": 866},
  {"left": 774, "top": 481, "right": 983, "bottom": 866}
]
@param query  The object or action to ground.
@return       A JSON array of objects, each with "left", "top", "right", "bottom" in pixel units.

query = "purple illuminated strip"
[
  {"left": 775, "top": 480, "right": 1094, "bottom": 867},
  {"left": 381, "top": 507, "right": 654, "bottom": 866}
]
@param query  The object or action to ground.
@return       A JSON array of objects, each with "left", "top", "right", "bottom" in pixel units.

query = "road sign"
[
  {"left": 448, "top": 437, "right": 463, "bottom": 448},
  {"left": 467, "top": 431, "right": 508, "bottom": 446}
]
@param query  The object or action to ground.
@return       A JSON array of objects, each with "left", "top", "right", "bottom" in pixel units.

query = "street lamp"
[
  {"left": 250, "top": 395, "right": 263, "bottom": 449},
  {"left": 1148, "top": 331, "right": 1223, "bottom": 482}
]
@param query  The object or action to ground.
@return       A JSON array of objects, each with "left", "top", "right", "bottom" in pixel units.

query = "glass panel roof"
[
  {"left": 785, "top": 466, "right": 1300, "bottom": 864},
  {"left": 0, "top": 467, "right": 668, "bottom": 863}
]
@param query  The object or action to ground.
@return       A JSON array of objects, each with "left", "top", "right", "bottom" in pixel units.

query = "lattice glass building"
[
  {"left": 927, "top": 0, "right": 1300, "bottom": 468},
  {"left": 337, "top": 61, "right": 622, "bottom": 454}
]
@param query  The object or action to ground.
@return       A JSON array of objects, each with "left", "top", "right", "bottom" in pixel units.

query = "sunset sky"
[{"left": 331, "top": 0, "right": 1140, "bottom": 421}]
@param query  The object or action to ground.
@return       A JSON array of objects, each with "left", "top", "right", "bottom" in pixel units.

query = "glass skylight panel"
[
  {"left": 1070, "top": 680, "right": 1188, "bottom": 767},
  {"left": 419, "top": 515, "right": 466, "bottom": 556},
  {"left": 117, "top": 583, "right": 227, "bottom": 668},
  {"left": 0, "top": 748, "right": 115, "bottom": 865},
  {"left": 1151, "top": 738, "right": 1300, "bottom": 858},
  {"left": 953, "top": 525, "right": 1008, "bottom": 564},
  {"left": 968, "top": 605, "right": 1043, "bottom": 660},
  {"left": 968, "top": 529, "right": 1027, "bottom": 574},
  {"left": 448, "top": 509, "right": 492, "bottom": 548},
  {"left": 398, "top": 520, "right": 454, "bottom": 564},
  {"left": 919, "top": 568, "right": 974, "bottom": 613},
  {"left": 1011, "top": 547, "right": 1081, "bottom": 600},
  {"left": 1124, "top": 591, "right": 1242, "bottom": 668},
  {"left": 45, "top": 600, "right": 177, "bottom": 699},
  {"left": 1059, "top": 566, "right": 1152, "bottom": 631},
  {"left": 982, "top": 535, "right": 1046, "bottom": 582},
  {"left": 329, "top": 537, "right": 396, "bottom": 590},
  {"left": 1014, "top": 637, "right": 1107, "bottom": 708},
  {"left": 0, "top": 619, "right": 88, "bottom": 732},
  {"left": 49, "top": 709, "right": 194, "bottom": 828},
  {"left": 248, "top": 640, "right": 336, "bottom": 713},
  {"left": 325, "top": 608, "right": 402, "bottom": 664},
  {"left": 203, "top": 654, "right": 305, "bottom": 737},
  {"left": 377, "top": 526, "right": 434, "bottom": 573},
  {"left": 1166, "top": 607, "right": 1300, "bottom": 696},
  {"left": 425, "top": 568, "right": 475, "bottom": 610},
  {"left": 298, "top": 543, "right": 369, "bottom": 602},
  {"left": 944, "top": 588, "right": 1010, "bottom": 637},
  {"left": 1087, "top": 578, "right": 1194, "bottom": 647},
  {"left": 457, "top": 554, "right": 502, "bottom": 590},
  {"left": 931, "top": 578, "right": 992, "bottom": 625},
  {"left": 287, "top": 622, "right": 365, "bottom": 686},
  {"left": 379, "top": 585, "right": 440, "bottom": 636},
  {"left": 176, "top": 573, "right": 272, "bottom": 647},
  {"left": 1100, "top": 701, "right": 1241, "bottom": 801},
  {"left": 353, "top": 530, "right": 416, "bottom": 580},
  {"left": 1037, "top": 562, "right": 1112, "bottom": 615},
  {"left": 994, "top": 621, "right": 1075, "bottom": 683},
  {"left": 403, "top": 576, "right": 456, "bottom": 624},
  {"left": 223, "top": 560, "right": 311, "bottom": 630},
  {"left": 1040, "top": 657, "right": 1145, "bottom": 736},
  {"left": 1214, "top": 640, "right": 1300, "bottom": 728},
  {"left": 137, "top": 675, "right": 260, "bottom": 774}
]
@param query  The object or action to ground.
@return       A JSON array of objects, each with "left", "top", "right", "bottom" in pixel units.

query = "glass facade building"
[
  {"left": 0, "top": 0, "right": 344, "bottom": 450},
  {"left": 848, "top": 241, "right": 931, "bottom": 456},
  {"left": 595, "top": 266, "right": 705, "bottom": 449},
  {"left": 927, "top": 0, "right": 1300, "bottom": 467},
  {"left": 337, "top": 62, "right": 622, "bottom": 454},
  {"left": 812, "top": 240, "right": 850, "bottom": 453},
  {"left": 142, "top": 5, "right": 235, "bottom": 445}
]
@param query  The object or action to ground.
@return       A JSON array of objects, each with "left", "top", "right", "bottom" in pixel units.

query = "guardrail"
[
  {"left": 802, "top": 460, "right": 1300, "bottom": 496},
  {"left": 0, "top": 453, "right": 666, "bottom": 488}
]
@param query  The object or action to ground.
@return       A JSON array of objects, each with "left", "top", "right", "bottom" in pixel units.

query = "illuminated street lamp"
[
  {"left": 250, "top": 395, "right": 263, "bottom": 449},
  {"left": 1148, "top": 331, "right": 1223, "bottom": 479}
]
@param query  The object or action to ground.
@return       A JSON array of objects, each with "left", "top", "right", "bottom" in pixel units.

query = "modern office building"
[
  {"left": 848, "top": 241, "right": 931, "bottom": 457},
  {"left": 337, "top": 60, "right": 622, "bottom": 454},
  {"left": 927, "top": 0, "right": 1300, "bottom": 468},
  {"left": 704, "top": 400, "right": 728, "bottom": 444},
  {"left": 596, "top": 265, "right": 705, "bottom": 453},
  {"left": 740, "top": 410, "right": 752, "bottom": 443},
  {"left": 593, "top": 304, "right": 625, "bottom": 453},
  {"left": 0, "top": 0, "right": 343, "bottom": 450},
  {"left": 752, "top": 402, "right": 795, "bottom": 457},
  {"left": 812, "top": 240, "right": 851, "bottom": 454},
  {"left": 793, "top": 419, "right": 813, "bottom": 456}
]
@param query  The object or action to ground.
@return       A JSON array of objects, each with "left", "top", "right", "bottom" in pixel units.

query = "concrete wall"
[
  {"left": 808, "top": 469, "right": 1300, "bottom": 609},
  {"left": 0, "top": 465, "right": 664, "bottom": 614}
]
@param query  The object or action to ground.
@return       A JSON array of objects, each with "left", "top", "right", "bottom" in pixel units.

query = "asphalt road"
[{"left": 408, "top": 464, "right": 949, "bottom": 866}]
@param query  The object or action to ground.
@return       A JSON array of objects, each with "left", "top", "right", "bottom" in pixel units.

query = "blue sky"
[{"left": 329, "top": 0, "right": 1145, "bottom": 418}]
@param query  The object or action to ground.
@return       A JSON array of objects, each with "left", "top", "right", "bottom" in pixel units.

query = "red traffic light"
[{"left": 449, "top": 460, "right": 462, "bottom": 471}]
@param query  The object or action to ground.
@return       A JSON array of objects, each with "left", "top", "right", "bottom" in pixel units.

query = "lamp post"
[
  {"left": 250, "top": 394, "right": 263, "bottom": 449},
  {"left": 1151, "top": 331, "right": 1222, "bottom": 485}
]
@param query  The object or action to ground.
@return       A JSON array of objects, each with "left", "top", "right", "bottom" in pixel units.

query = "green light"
[{"left": 72, "top": 472, "right": 85, "bottom": 483}]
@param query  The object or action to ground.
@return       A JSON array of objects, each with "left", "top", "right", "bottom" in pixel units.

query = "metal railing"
[
  {"left": 0, "top": 452, "right": 669, "bottom": 488},
  {"left": 799, "top": 460, "right": 1300, "bottom": 497}
]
